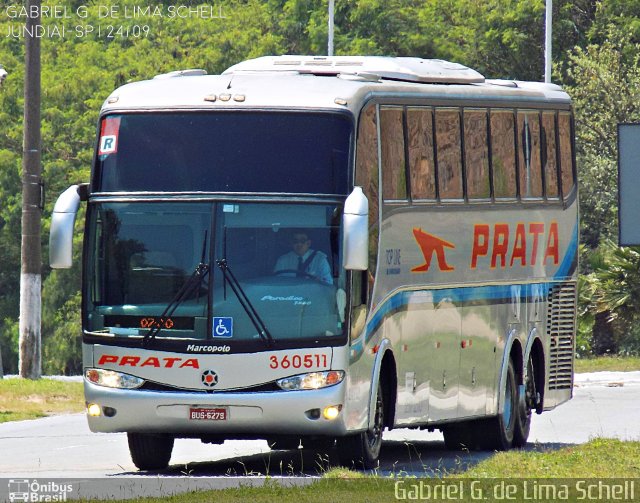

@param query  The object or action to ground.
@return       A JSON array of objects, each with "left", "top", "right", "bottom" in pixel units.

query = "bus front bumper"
[{"left": 84, "top": 380, "right": 349, "bottom": 437}]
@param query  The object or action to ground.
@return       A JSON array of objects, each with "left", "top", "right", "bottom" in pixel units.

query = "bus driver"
[{"left": 274, "top": 231, "right": 333, "bottom": 285}]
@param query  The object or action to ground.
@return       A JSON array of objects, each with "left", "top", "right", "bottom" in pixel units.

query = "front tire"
[
  {"left": 337, "top": 382, "right": 385, "bottom": 469},
  {"left": 127, "top": 432, "right": 174, "bottom": 470}
]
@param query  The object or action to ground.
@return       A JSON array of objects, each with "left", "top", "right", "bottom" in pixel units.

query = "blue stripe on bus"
[
  {"left": 360, "top": 223, "right": 579, "bottom": 347},
  {"left": 556, "top": 223, "right": 579, "bottom": 280}
]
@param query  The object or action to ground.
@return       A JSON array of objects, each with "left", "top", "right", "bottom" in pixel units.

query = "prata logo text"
[{"left": 97, "top": 354, "right": 199, "bottom": 368}]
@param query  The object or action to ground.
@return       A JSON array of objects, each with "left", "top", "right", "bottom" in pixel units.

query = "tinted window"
[
  {"left": 380, "top": 107, "right": 407, "bottom": 200},
  {"left": 491, "top": 110, "right": 517, "bottom": 199},
  {"left": 355, "top": 104, "right": 379, "bottom": 293},
  {"left": 435, "top": 108, "right": 463, "bottom": 199},
  {"left": 464, "top": 109, "right": 490, "bottom": 199},
  {"left": 558, "top": 112, "right": 575, "bottom": 199},
  {"left": 94, "top": 112, "right": 351, "bottom": 194},
  {"left": 356, "top": 104, "right": 379, "bottom": 229},
  {"left": 84, "top": 201, "right": 346, "bottom": 342},
  {"left": 518, "top": 111, "right": 543, "bottom": 198},
  {"left": 407, "top": 107, "right": 436, "bottom": 200},
  {"left": 541, "top": 111, "right": 559, "bottom": 199}
]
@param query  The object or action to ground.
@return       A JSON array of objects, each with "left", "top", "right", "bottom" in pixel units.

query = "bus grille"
[{"left": 546, "top": 283, "right": 576, "bottom": 390}]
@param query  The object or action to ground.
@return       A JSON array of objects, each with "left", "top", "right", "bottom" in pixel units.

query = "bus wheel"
[
  {"left": 336, "top": 382, "right": 385, "bottom": 469},
  {"left": 481, "top": 359, "right": 517, "bottom": 451},
  {"left": 513, "top": 358, "right": 534, "bottom": 447},
  {"left": 127, "top": 432, "right": 174, "bottom": 470}
]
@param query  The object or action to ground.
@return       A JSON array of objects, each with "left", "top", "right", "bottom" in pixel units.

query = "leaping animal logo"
[{"left": 411, "top": 228, "right": 456, "bottom": 272}]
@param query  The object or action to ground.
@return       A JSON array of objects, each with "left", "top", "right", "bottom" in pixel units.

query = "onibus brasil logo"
[{"left": 8, "top": 479, "right": 73, "bottom": 502}]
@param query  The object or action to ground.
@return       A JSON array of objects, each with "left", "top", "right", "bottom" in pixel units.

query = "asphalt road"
[{"left": 0, "top": 373, "right": 638, "bottom": 499}]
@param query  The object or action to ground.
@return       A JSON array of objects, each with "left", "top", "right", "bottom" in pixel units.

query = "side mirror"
[
  {"left": 49, "top": 184, "right": 84, "bottom": 268},
  {"left": 342, "top": 186, "right": 369, "bottom": 270}
]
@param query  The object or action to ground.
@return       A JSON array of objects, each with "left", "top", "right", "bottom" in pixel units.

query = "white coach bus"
[{"left": 50, "top": 56, "right": 577, "bottom": 470}]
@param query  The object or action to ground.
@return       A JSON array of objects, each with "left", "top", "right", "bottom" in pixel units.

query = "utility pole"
[
  {"left": 328, "top": 0, "right": 334, "bottom": 56},
  {"left": 19, "top": 0, "right": 42, "bottom": 379},
  {"left": 544, "top": 0, "right": 552, "bottom": 83}
]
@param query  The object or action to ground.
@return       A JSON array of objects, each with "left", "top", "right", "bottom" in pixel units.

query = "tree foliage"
[
  {"left": 563, "top": 25, "right": 640, "bottom": 355},
  {"left": 582, "top": 241, "right": 640, "bottom": 355}
]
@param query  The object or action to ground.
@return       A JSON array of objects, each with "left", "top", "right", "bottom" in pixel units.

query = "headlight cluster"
[
  {"left": 85, "top": 368, "right": 145, "bottom": 389},
  {"left": 277, "top": 370, "right": 345, "bottom": 390}
]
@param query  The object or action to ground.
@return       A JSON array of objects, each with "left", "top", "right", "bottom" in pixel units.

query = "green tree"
[
  {"left": 583, "top": 241, "right": 640, "bottom": 355},
  {"left": 563, "top": 24, "right": 640, "bottom": 355},
  {"left": 563, "top": 31, "right": 640, "bottom": 248}
]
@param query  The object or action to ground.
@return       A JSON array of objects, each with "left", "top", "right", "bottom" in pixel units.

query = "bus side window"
[
  {"left": 490, "top": 110, "right": 517, "bottom": 199},
  {"left": 517, "top": 111, "right": 543, "bottom": 199},
  {"left": 380, "top": 107, "right": 408, "bottom": 201},
  {"left": 407, "top": 107, "right": 436, "bottom": 200},
  {"left": 558, "top": 112, "right": 575, "bottom": 199},
  {"left": 541, "top": 111, "right": 559, "bottom": 199},
  {"left": 349, "top": 270, "right": 368, "bottom": 342},
  {"left": 464, "top": 109, "right": 490, "bottom": 199},
  {"left": 355, "top": 104, "right": 379, "bottom": 302},
  {"left": 356, "top": 104, "right": 379, "bottom": 230},
  {"left": 435, "top": 108, "right": 463, "bottom": 200},
  {"left": 350, "top": 270, "right": 368, "bottom": 308}
]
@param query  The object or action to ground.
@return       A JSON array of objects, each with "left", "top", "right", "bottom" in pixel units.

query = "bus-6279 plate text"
[{"left": 189, "top": 408, "right": 227, "bottom": 421}]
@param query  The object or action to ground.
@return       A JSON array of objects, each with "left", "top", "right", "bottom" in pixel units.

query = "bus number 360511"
[{"left": 269, "top": 354, "right": 328, "bottom": 369}]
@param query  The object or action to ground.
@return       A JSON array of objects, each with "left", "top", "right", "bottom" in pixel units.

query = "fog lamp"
[
  {"left": 323, "top": 404, "right": 342, "bottom": 420},
  {"left": 87, "top": 403, "right": 101, "bottom": 417}
]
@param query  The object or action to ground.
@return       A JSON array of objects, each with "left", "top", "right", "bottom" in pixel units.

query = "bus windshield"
[
  {"left": 93, "top": 112, "right": 352, "bottom": 194},
  {"left": 84, "top": 201, "right": 346, "bottom": 344}
]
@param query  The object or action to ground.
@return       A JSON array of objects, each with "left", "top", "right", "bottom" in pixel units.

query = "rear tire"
[
  {"left": 479, "top": 359, "right": 517, "bottom": 451},
  {"left": 337, "top": 382, "right": 385, "bottom": 469},
  {"left": 513, "top": 358, "right": 534, "bottom": 447},
  {"left": 127, "top": 432, "right": 174, "bottom": 470}
]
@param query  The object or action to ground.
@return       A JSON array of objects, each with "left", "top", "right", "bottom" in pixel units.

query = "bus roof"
[
  {"left": 100, "top": 56, "right": 571, "bottom": 115},
  {"left": 223, "top": 55, "right": 486, "bottom": 84}
]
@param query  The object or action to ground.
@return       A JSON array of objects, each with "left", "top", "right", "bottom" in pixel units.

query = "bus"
[{"left": 49, "top": 56, "right": 577, "bottom": 470}]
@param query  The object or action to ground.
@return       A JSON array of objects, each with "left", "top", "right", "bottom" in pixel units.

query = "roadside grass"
[
  {"left": 574, "top": 355, "right": 640, "bottom": 373},
  {"left": 0, "top": 378, "right": 84, "bottom": 422},
  {"left": 81, "top": 479, "right": 400, "bottom": 503},
  {"left": 78, "top": 439, "right": 640, "bottom": 502},
  {"left": 460, "top": 438, "right": 640, "bottom": 478}
]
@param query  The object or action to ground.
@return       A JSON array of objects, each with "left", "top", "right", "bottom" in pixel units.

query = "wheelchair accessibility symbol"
[{"left": 213, "top": 317, "right": 233, "bottom": 338}]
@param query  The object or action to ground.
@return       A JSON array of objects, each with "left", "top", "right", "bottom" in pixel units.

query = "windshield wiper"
[
  {"left": 216, "top": 258, "right": 274, "bottom": 347},
  {"left": 142, "top": 232, "right": 209, "bottom": 346}
]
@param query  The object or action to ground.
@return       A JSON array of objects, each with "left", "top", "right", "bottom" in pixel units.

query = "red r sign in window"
[{"left": 98, "top": 116, "right": 121, "bottom": 155}]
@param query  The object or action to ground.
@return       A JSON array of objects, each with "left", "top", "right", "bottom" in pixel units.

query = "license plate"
[{"left": 189, "top": 407, "right": 227, "bottom": 421}]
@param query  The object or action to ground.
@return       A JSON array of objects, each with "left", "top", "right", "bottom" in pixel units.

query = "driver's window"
[
  {"left": 349, "top": 270, "right": 368, "bottom": 342},
  {"left": 273, "top": 229, "right": 333, "bottom": 286}
]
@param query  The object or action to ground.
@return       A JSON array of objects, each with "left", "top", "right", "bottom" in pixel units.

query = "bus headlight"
[
  {"left": 85, "top": 368, "right": 145, "bottom": 389},
  {"left": 277, "top": 370, "right": 345, "bottom": 391}
]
